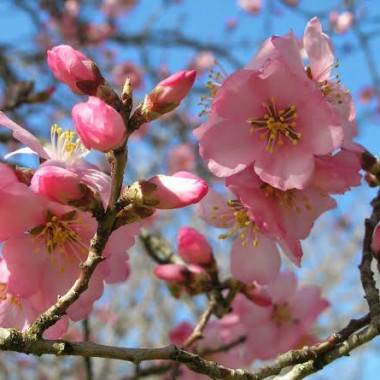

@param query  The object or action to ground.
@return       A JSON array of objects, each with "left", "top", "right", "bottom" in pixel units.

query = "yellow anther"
[
  {"left": 248, "top": 98, "right": 300, "bottom": 152},
  {"left": 272, "top": 303, "right": 293, "bottom": 325}
]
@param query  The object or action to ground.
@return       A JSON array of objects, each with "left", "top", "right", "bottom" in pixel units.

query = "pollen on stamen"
[
  {"left": 248, "top": 99, "right": 300, "bottom": 152},
  {"left": 48, "top": 124, "right": 88, "bottom": 164},
  {"left": 198, "top": 65, "right": 227, "bottom": 116}
]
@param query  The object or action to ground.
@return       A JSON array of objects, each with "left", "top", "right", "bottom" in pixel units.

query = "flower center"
[
  {"left": 261, "top": 183, "right": 312, "bottom": 213},
  {"left": 217, "top": 200, "right": 259, "bottom": 247},
  {"left": 261, "top": 184, "right": 296, "bottom": 208},
  {"left": 30, "top": 210, "right": 82, "bottom": 255},
  {"left": 47, "top": 124, "right": 88, "bottom": 164},
  {"left": 248, "top": 98, "right": 300, "bottom": 153},
  {"left": 272, "top": 303, "right": 293, "bottom": 325}
]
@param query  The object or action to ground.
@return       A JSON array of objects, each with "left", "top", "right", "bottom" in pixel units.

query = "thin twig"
[
  {"left": 183, "top": 299, "right": 217, "bottom": 349},
  {"left": 82, "top": 319, "right": 94, "bottom": 380}
]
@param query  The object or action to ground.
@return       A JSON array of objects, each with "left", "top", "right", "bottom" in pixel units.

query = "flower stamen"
[{"left": 248, "top": 98, "right": 300, "bottom": 152}]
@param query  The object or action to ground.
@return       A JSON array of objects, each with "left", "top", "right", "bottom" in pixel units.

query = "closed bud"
[
  {"left": 140, "top": 70, "right": 196, "bottom": 121},
  {"left": 145, "top": 171, "right": 208, "bottom": 209},
  {"left": 178, "top": 227, "right": 213, "bottom": 265},
  {"left": 72, "top": 97, "right": 127, "bottom": 152},
  {"left": 47, "top": 45, "right": 104, "bottom": 95},
  {"left": 154, "top": 263, "right": 210, "bottom": 291},
  {"left": 154, "top": 264, "right": 191, "bottom": 284},
  {"left": 30, "top": 165, "right": 83, "bottom": 204}
]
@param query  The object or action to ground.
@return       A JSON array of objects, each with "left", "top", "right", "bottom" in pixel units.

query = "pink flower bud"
[
  {"left": 154, "top": 264, "right": 190, "bottom": 283},
  {"left": 372, "top": 221, "right": 380, "bottom": 254},
  {"left": 72, "top": 96, "right": 127, "bottom": 152},
  {"left": 178, "top": 227, "right": 213, "bottom": 265},
  {"left": 146, "top": 171, "right": 208, "bottom": 209},
  {"left": 169, "top": 321, "right": 194, "bottom": 345},
  {"left": 154, "top": 263, "right": 208, "bottom": 285},
  {"left": 30, "top": 165, "right": 82, "bottom": 204},
  {"left": 47, "top": 45, "right": 103, "bottom": 95},
  {"left": 143, "top": 70, "right": 196, "bottom": 117}
]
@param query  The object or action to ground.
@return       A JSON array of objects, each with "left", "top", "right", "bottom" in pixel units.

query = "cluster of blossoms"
[
  {"left": 148, "top": 17, "right": 365, "bottom": 365},
  {"left": 0, "top": 44, "right": 203, "bottom": 337},
  {"left": 154, "top": 227, "right": 328, "bottom": 368},
  {"left": 195, "top": 17, "right": 363, "bottom": 286},
  {"left": 167, "top": 271, "right": 328, "bottom": 378},
  {"left": 0, "top": 14, "right": 365, "bottom": 371}
]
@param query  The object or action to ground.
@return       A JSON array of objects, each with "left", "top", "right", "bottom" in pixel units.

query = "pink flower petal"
[
  {"left": 230, "top": 231, "right": 281, "bottom": 285},
  {"left": 0, "top": 112, "right": 49, "bottom": 159}
]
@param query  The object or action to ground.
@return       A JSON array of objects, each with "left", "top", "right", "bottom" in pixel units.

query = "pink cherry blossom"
[
  {"left": 167, "top": 143, "right": 195, "bottom": 174},
  {"left": 0, "top": 163, "right": 46, "bottom": 241},
  {"left": 256, "top": 18, "right": 356, "bottom": 149},
  {"left": 303, "top": 18, "right": 357, "bottom": 149},
  {"left": 30, "top": 165, "right": 83, "bottom": 204},
  {"left": 0, "top": 172, "right": 139, "bottom": 335},
  {"left": 145, "top": 171, "right": 208, "bottom": 209},
  {"left": 238, "top": 0, "right": 261, "bottom": 15},
  {"left": 189, "top": 51, "right": 215, "bottom": 74},
  {"left": 197, "top": 189, "right": 282, "bottom": 284},
  {"left": 0, "top": 112, "right": 111, "bottom": 205},
  {"left": 329, "top": 11, "right": 354, "bottom": 34},
  {"left": 234, "top": 271, "right": 329, "bottom": 359},
  {"left": 72, "top": 96, "right": 127, "bottom": 152},
  {"left": 85, "top": 23, "right": 115, "bottom": 44},
  {"left": 177, "top": 227, "right": 213, "bottom": 265},
  {"left": 47, "top": 45, "right": 103, "bottom": 95},
  {"left": 102, "top": 0, "right": 137, "bottom": 17},
  {"left": 310, "top": 149, "right": 362, "bottom": 194},
  {"left": 194, "top": 29, "right": 343, "bottom": 190},
  {"left": 225, "top": 166, "right": 341, "bottom": 264},
  {"left": 0, "top": 259, "right": 68, "bottom": 339},
  {"left": 225, "top": 149, "right": 361, "bottom": 262}
]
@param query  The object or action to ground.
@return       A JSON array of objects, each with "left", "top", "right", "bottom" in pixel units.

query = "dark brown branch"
[
  {"left": 82, "top": 319, "right": 94, "bottom": 380},
  {"left": 359, "top": 190, "right": 380, "bottom": 319}
]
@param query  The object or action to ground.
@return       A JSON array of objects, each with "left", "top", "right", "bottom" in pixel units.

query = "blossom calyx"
[
  {"left": 72, "top": 96, "right": 127, "bottom": 152},
  {"left": 47, "top": 45, "right": 104, "bottom": 95}
]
